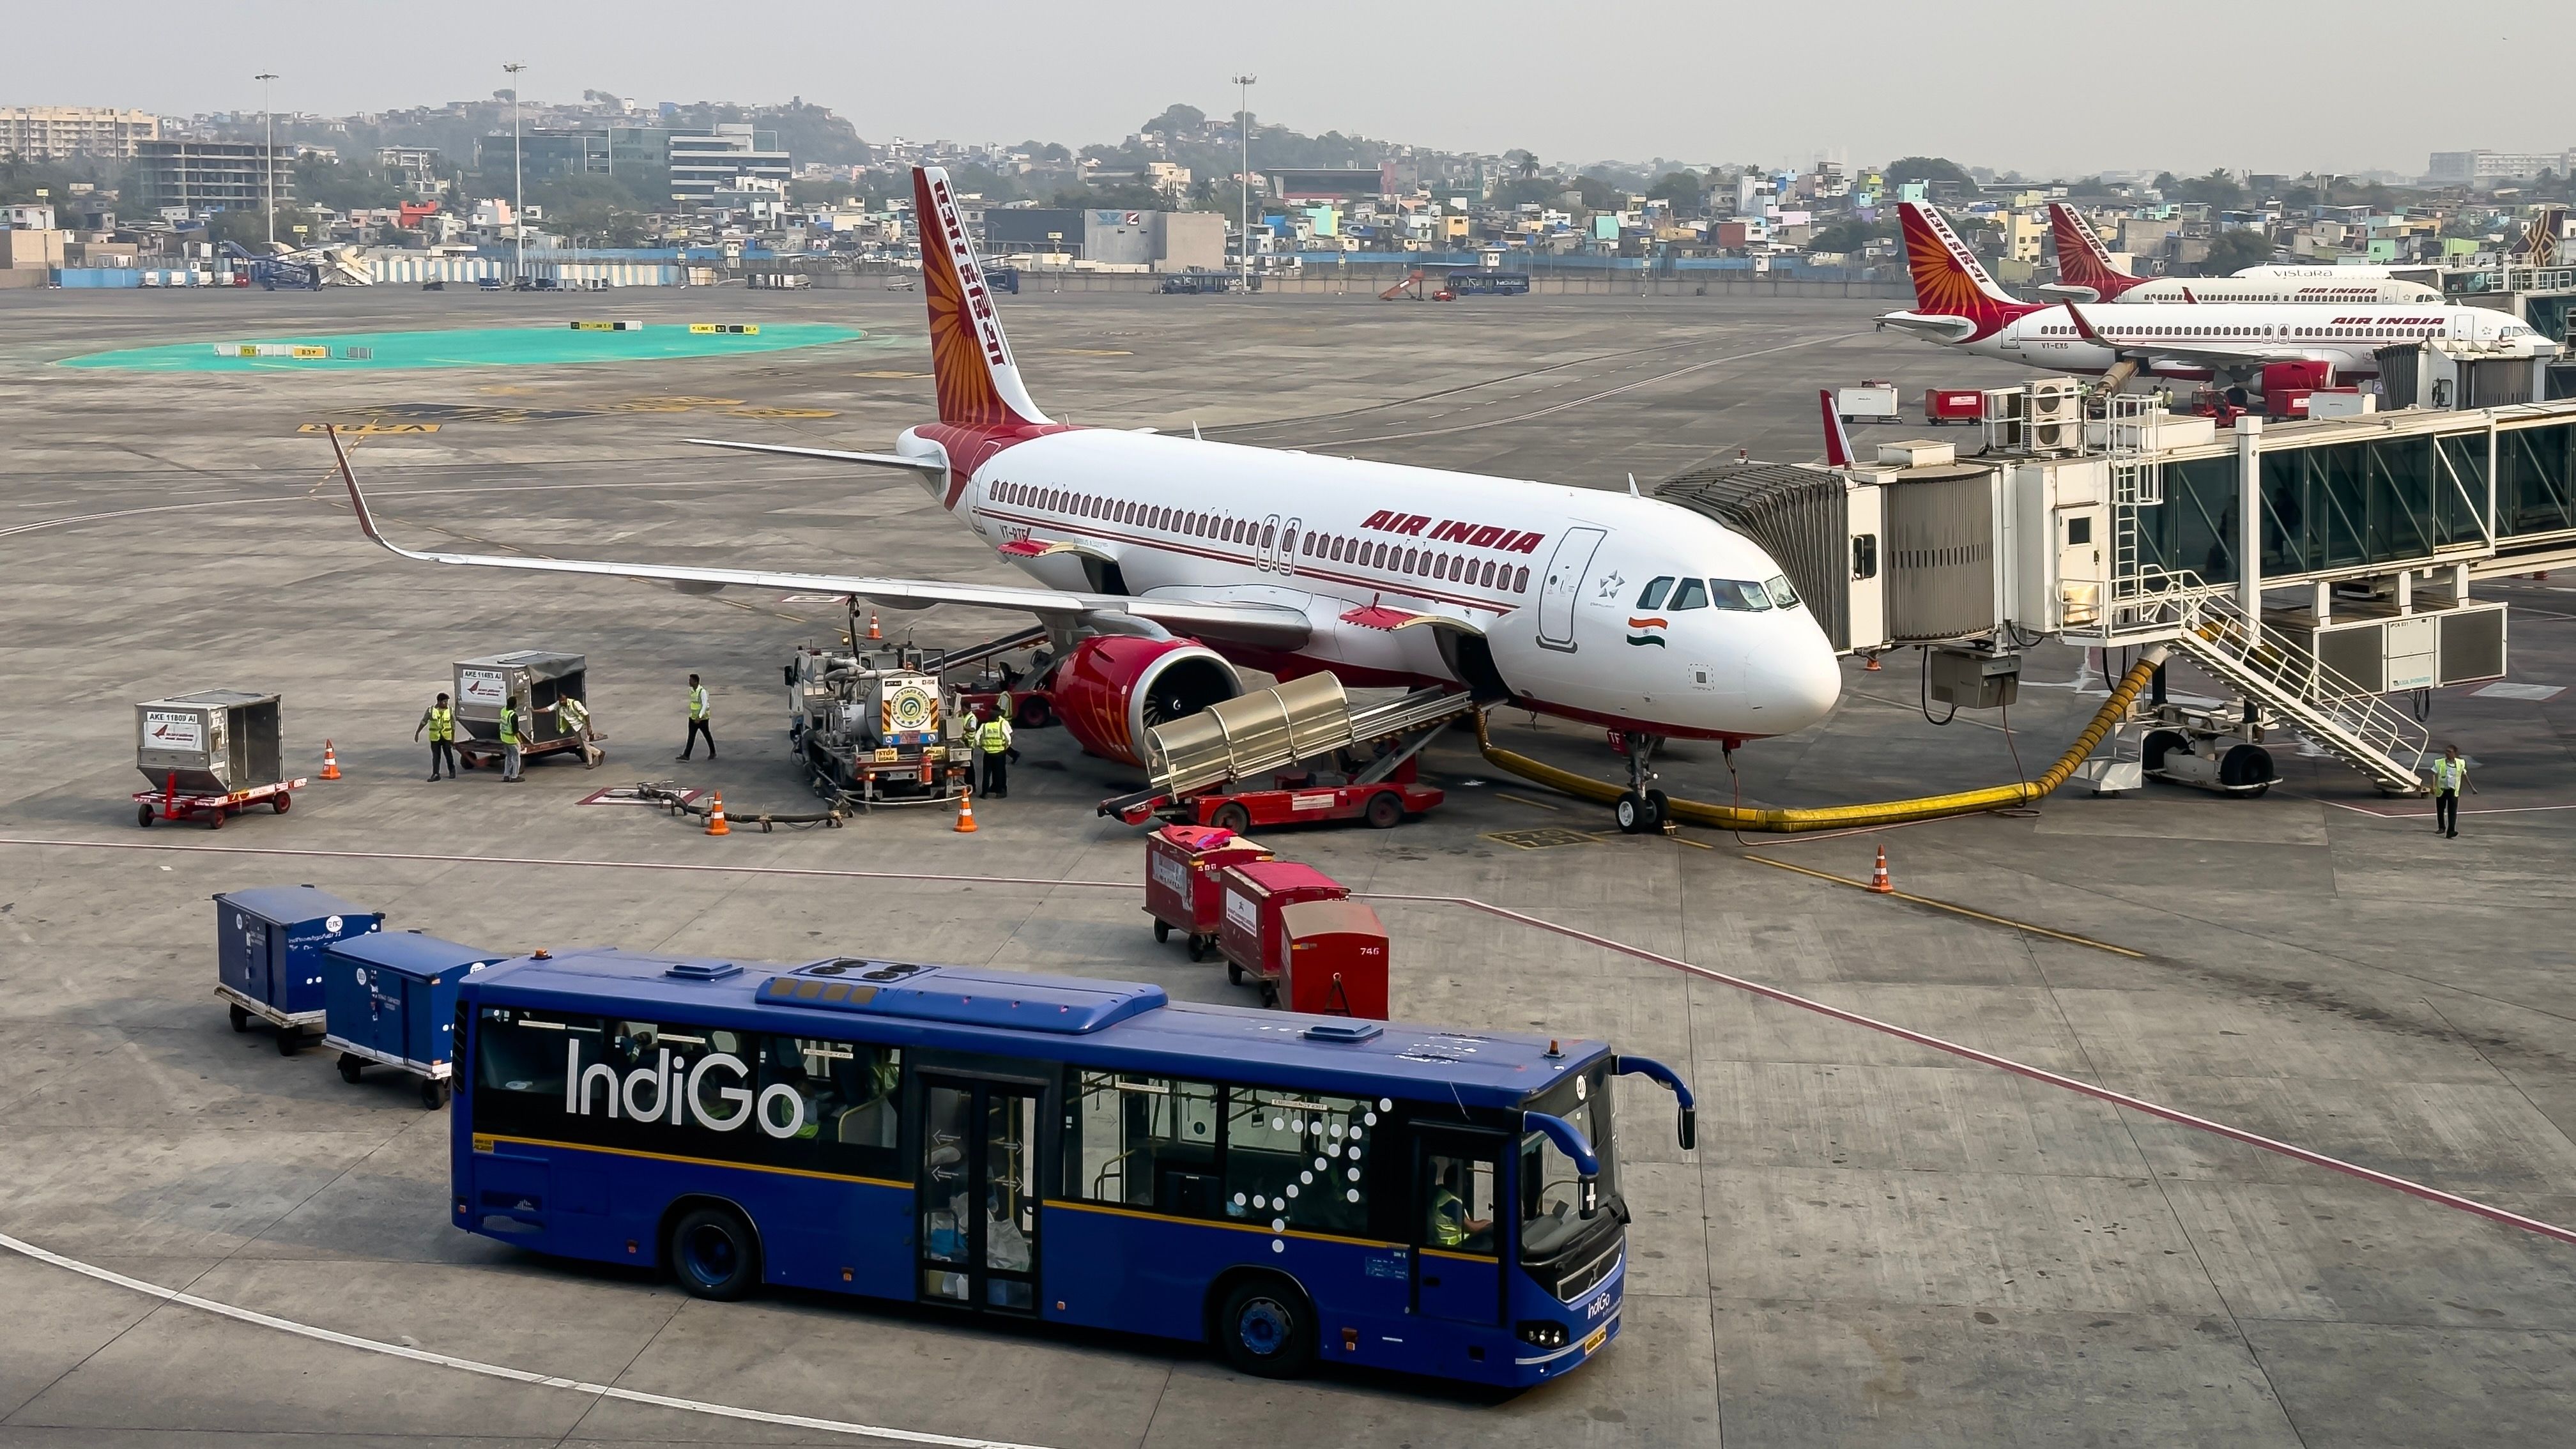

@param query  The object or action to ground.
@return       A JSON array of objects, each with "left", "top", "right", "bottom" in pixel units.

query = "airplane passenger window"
[
  {"left": 1376, "top": 544, "right": 1390, "bottom": 569},
  {"left": 1402, "top": 548, "right": 1419, "bottom": 574},
  {"left": 1513, "top": 567, "right": 1529, "bottom": 592},
  {"left": 1668, "top": 578, "right": 1708, "bottom": 611},
  {"left": 1638, "top": 577, "right": 1674, "bottom": 609},
  {"left": 1480, "top": 560, "right": 1497, "bottom": 587}
]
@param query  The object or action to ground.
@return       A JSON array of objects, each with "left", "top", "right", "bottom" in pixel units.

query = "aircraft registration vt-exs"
[
  {"left": 1880, "top": 201, "right": 2558, "bottom": 383},
  {"left": 333, "top": 164, "right": 1839, "bottom": 830},
  {"left": 2037, "top": 203, "right": 2442, "bottom": 305}
]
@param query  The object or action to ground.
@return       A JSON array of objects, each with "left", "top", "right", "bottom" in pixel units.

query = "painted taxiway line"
[
  {"left": 5, "top": 834, "right": 2570, "bottom": 1250},
  {"left": 0, "top": 1230, "right": 1055, "bottom": 1448}
]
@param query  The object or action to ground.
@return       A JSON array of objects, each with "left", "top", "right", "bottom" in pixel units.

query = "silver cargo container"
[
  {"left": 137, "top": 690, "right": 282, "bottom": 794},
  {"left": 453, "top": 651, "right": 587, "bottom": 745}
]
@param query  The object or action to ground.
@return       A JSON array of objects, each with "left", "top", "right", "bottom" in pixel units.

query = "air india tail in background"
[
  {"left": 2515, "top": 206, "right": 2568, "bottom": 268},
  {"left": 913, "top": 166, "right": 1053, "bottom": 429},
  {"left": 1897, "top": 201, "right": 2033, "bottom": 334},
  {"left": 2047, "top": 203, "right": 2140, "bottom": 299}
]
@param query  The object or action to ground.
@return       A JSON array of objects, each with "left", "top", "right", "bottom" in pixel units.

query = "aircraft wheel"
[
  {"left": 1614, "top": 791, "right": 1647, "bottom": 834},
  {"left": 1644, "top": 789, "right": 1670, "bottom": 828}
]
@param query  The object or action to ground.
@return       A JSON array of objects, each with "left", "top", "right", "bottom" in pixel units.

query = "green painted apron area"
[{"left": 61, "top": 323, "right": 871, "bottom": 372}]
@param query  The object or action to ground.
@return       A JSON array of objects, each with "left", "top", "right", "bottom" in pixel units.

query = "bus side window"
[
  {"left": 1223, "top": 1089, "right": 1374, "bottom": 1234},
  {"left": 1422, "top": 1152, "right": 1497, "bottom": 1256},
  {"left": 753, "top": 1036, "right": 903, "bottom": 1176},
  {"left": 1069, "top": 1073, "right": 1219, "bottom": 1215}
]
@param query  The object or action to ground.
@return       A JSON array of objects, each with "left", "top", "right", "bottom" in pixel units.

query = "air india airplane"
[
  {"left": 1880, "top": 201, "right": 2558, "bottom": 383},
  {"left": 2039, "top": 203, "right": 2441, "bottom": 305},
  {"left": 335, "top": 165, "right": 1841, "bottom": 832}
]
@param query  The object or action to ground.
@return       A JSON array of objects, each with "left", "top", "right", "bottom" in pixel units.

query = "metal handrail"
[{"left": 2131, "top": 579, "right": 2428, "bottom": 785}]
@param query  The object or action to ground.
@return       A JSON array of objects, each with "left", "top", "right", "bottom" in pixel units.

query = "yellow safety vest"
[
  {"left": 498, "top": 705, "right": 520, "bottom": 746},
  {"left": 2433, "top": 758, "right": 2466, "bottom": 791},
  {"left": 558, "top": 698, "right": 588, "bottom": 732},
  {"left": 424, "top": 706, "right": 452, "bottom": 742},
  {"left": 1429, "top": 1186, "right": 1467, "bottom": 1248},
  {"left": 689, "top": 686, "right": 709, "bottom": 721},
  {"left": 979, "top": 717, "right": 1012, "bottom": 754}
]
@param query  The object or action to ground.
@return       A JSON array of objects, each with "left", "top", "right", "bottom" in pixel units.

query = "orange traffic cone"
[
  {"left": 953, "top": 786, "right": 978, "bottom": 833},
  {"left": 704, "top": 790, "right": 730, "bottom": 836},
  {"left": 1867, "top": 845, "right": 1893, "bottom": 894},
  {"left": 867, "top": 611, "right": 882, "bottom": 640},
  {"left": 320, "top": 740, "right": 342, "bottom": 780}
]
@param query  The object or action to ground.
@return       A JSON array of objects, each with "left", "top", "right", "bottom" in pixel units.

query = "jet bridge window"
[{"left": 1637, "top": 577, "right": 1675, "bottom": 610}]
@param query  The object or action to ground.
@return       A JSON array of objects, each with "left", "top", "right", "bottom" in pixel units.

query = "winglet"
[
  {"left": 1819, "top": 389, "right": 1855, "bottom": 468},
  {"left": 2062, "top": 303, "right": 2105, "bottom": 345},
  {"left": 2181, "top": 286, "right": 2198, "bottom": 305},
  {"left": 329, "top": 429, "right": 435, "bottom": 562}
]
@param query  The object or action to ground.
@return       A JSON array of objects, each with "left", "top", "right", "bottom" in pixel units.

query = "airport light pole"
[
  {"left": 255, "top": 72, "right": 277, "bottom": 246},
  {"left": 504, "top": 62, "right": 527, "bottom": 283},
  {"left": 1232, "top": 74, "right": 1256, "bottom": 291}
]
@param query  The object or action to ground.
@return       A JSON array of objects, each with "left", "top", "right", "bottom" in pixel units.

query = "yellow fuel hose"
[{"left": 1475, "top": 647, "right": 2168, "bottom": 833}]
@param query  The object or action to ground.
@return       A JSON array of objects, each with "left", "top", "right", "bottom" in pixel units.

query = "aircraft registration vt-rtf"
[
  {"left": 1880, "top": 200, "right": 2558, "bottom": 384},
  {"left": 334, "top": 164, "right": 1840, "bottom": 829}
]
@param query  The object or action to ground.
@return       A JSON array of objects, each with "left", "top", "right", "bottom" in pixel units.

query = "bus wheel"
[
  {"left": 1216, "top": 1276, "right": 1316, "bottom": 1379},
  {"left": 669, "top": 1204, "right": 761, "bottom": 1301}
]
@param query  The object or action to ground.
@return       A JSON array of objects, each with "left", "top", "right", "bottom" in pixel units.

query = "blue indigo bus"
[{"left": 452, "top": 949, "right": 1696, "bottom": 1386}]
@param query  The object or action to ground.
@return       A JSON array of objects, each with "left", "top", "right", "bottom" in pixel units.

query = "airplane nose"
[{"left": 1751, "top": 629, "right": 1843, "bottom": 732}]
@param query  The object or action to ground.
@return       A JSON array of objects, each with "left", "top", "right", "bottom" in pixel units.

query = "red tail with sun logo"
[
  {"left": 1897, "top": 201, "right": 2034, "bottom": 335},
  {"left": 914, "top": 166, "right": 1052, "bottom": 429}
]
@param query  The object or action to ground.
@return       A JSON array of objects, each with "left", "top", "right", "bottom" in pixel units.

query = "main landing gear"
[{"left": 1613, "top": 732, "right": 1670, "bottom": 834}]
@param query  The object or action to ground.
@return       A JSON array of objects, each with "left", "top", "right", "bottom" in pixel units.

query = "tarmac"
[{"left": 1, "top": 283, "right": 2572, "bottom": 1447}]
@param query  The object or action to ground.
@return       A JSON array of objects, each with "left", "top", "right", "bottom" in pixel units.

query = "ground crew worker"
[
  {"left": 498, "top": 691, "right": 526, "bottom": 783},
  {"left": 556, "top": 693, "right": 601, "bottom": 767},
  {"left": 2432, "top": 744, "right": 2475, "bottom": 838},
  {"left": 976, "top": 708, "right": 1014, "bottom": 799},
  {"left": 678, "top": 673, "right": 716, "bottom": 760},
  {"left": 1427, "top": 1162, "right": 1490, "bottom": 1249},
  {"left": 414, "top": 692, "right": 457, "bottom": 781}
]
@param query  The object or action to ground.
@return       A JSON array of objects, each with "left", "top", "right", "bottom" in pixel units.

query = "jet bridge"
[{"left": 1658, "top": 387, "right": 2576, "bottom": 795}]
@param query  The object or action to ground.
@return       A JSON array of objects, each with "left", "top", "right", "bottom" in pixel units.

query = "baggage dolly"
[{"left": 136, "top": 774, "right": 307, "bottom": 828}]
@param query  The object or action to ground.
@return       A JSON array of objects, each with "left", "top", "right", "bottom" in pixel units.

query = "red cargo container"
[
  {"left": 1144, "top": 825, "right": 1273, "bottom": 960},
  {"left": 1216, "top": 859, "right": 1349, "bottom": 999},
  {"left": 1924, "top": 388, "right": 1984, "bottom": 425},
  {"left": 1278, "top": 898, "right": 1389, "bottom": 1019}
]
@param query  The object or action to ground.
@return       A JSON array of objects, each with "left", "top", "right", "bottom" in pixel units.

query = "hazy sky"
[{"left": 8, "top": 1, "right": 2562, "bottom": 179}]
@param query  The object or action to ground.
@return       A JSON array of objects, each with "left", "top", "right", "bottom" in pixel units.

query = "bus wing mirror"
[
  {"left": 1613, "top": 1054, "right": 1699, "bottom": 1152},
  {"left": 1525, "top": 1109, "right": 1601, "bottom": 1219}
]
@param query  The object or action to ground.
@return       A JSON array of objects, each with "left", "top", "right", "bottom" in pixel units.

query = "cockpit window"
[
  {"left": 1764, "top": 574, "right": 1802, "bottom": 610},
  {"left": 1637, "top": 577, "right": 1674, "bottom": 610},
  {"left": 1709, "top": 578, "right": 1771, "bottom": 611},
  {"left": 1667, "top": 578, "right": 1708, "bottom": 611}
]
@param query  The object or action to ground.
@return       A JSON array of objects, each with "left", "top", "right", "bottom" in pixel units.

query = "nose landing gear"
[{"left": 1613, "top": 732, "right": 1669, "bottom": 834}]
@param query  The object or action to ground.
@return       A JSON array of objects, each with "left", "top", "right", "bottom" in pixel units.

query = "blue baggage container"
[
  {"left": 215, "top": 885, "right": 383, "bottom": 1053},
  {"left": 325, "top": 931, "right": 502, "bottom": 1107}
]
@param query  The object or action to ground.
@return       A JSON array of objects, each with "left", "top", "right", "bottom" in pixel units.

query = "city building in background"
[
  {"left": 134, "top": 141, "right": 291, "bottom": 213},
  {"left": 0, "top": 106, "right": 162, "bottom": 159},
  {"left": 2427, "top": 149, "right": 2576, "bottom": 188}
]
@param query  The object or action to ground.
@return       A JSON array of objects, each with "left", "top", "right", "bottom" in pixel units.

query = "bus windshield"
[{"left": 1519, "top": 1061, "right": 1617, "bottom": 1261}]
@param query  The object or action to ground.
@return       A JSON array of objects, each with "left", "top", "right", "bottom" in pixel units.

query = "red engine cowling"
[{"left": 1049, "top": 635, "right": 1244, "bottom": 766}]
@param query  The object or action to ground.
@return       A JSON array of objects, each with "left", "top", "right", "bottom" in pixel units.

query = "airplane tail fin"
[
  {"left": 1818, "top": 390, "right": 1855, "bottom": 468},
  {"left": 2520, "top": 206, "right": 2566, "bottom": 267},
  {"left": 1897, "top": 201, "right": 2024, "bottom": 323},
  {"left": 2048, "top": 203, "right": 2126, "bottom": 284},
  {"left": 913, "top": 166, "right": 1052, "bottom": 428}
]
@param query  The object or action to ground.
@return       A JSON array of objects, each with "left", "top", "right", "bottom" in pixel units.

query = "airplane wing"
[
  {"left": 2063, "top": 304, "right": 2274, "bottom": 369},
  {"left": 1875, "top": 310, "right": 1977, "bottom": 342},
  {"left": 685, "top": 437, "right": 947, "bottom": 478},
  {"left": 2034, "top": 283, "right": 2106, "bottom": 303},
  {"left": 326, "top": 431, "right": 1310, "bottom": 649}
]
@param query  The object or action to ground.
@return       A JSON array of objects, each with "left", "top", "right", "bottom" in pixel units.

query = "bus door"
[
  {"left": 1411, "top": 1129, "right": 1505, "bottom": 1326},
  {"left": 916, "top": 1075, "right": 1042, "bottom": 1315}
]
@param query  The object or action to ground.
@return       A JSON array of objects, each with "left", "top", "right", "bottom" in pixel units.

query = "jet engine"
[{"left": 1048, "top": 636, "right": 1244, "bottom": 766}]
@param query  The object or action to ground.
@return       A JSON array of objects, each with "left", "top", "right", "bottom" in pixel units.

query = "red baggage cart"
[
  {"left": 1278, "top": 898, "right": 1389, "bottom": 1019},
  {"left": 1216, "top": 859, "right": 1349, "bottom": 1001},
  {"left": 1144, "top": 825, "right": 1273, "bottom": 961},
  {"left": 1923, "top": 388, "right": 1983, "bottom": 425}
]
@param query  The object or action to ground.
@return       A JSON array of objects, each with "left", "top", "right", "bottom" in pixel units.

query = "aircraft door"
[
  {"left": 1262, "top": 513, "right": 1284, "bottom": 572},
  {"left": 1536, "top": 526, "right": 1606, "bottom": 652}
]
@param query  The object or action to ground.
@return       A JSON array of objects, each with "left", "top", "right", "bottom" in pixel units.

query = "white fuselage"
[
  {"left": 910, "top": 427, "right": 1842, "bottom": 740},
  {"left": 1965, "top": 301, "right": 2556, "bottom": 378},
  {"left": 2234, "top": 263, "right": 2427, "bottom": 284},
  {"left": 2119, "top": 276, "right": 2442, "bottom": 305}
]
